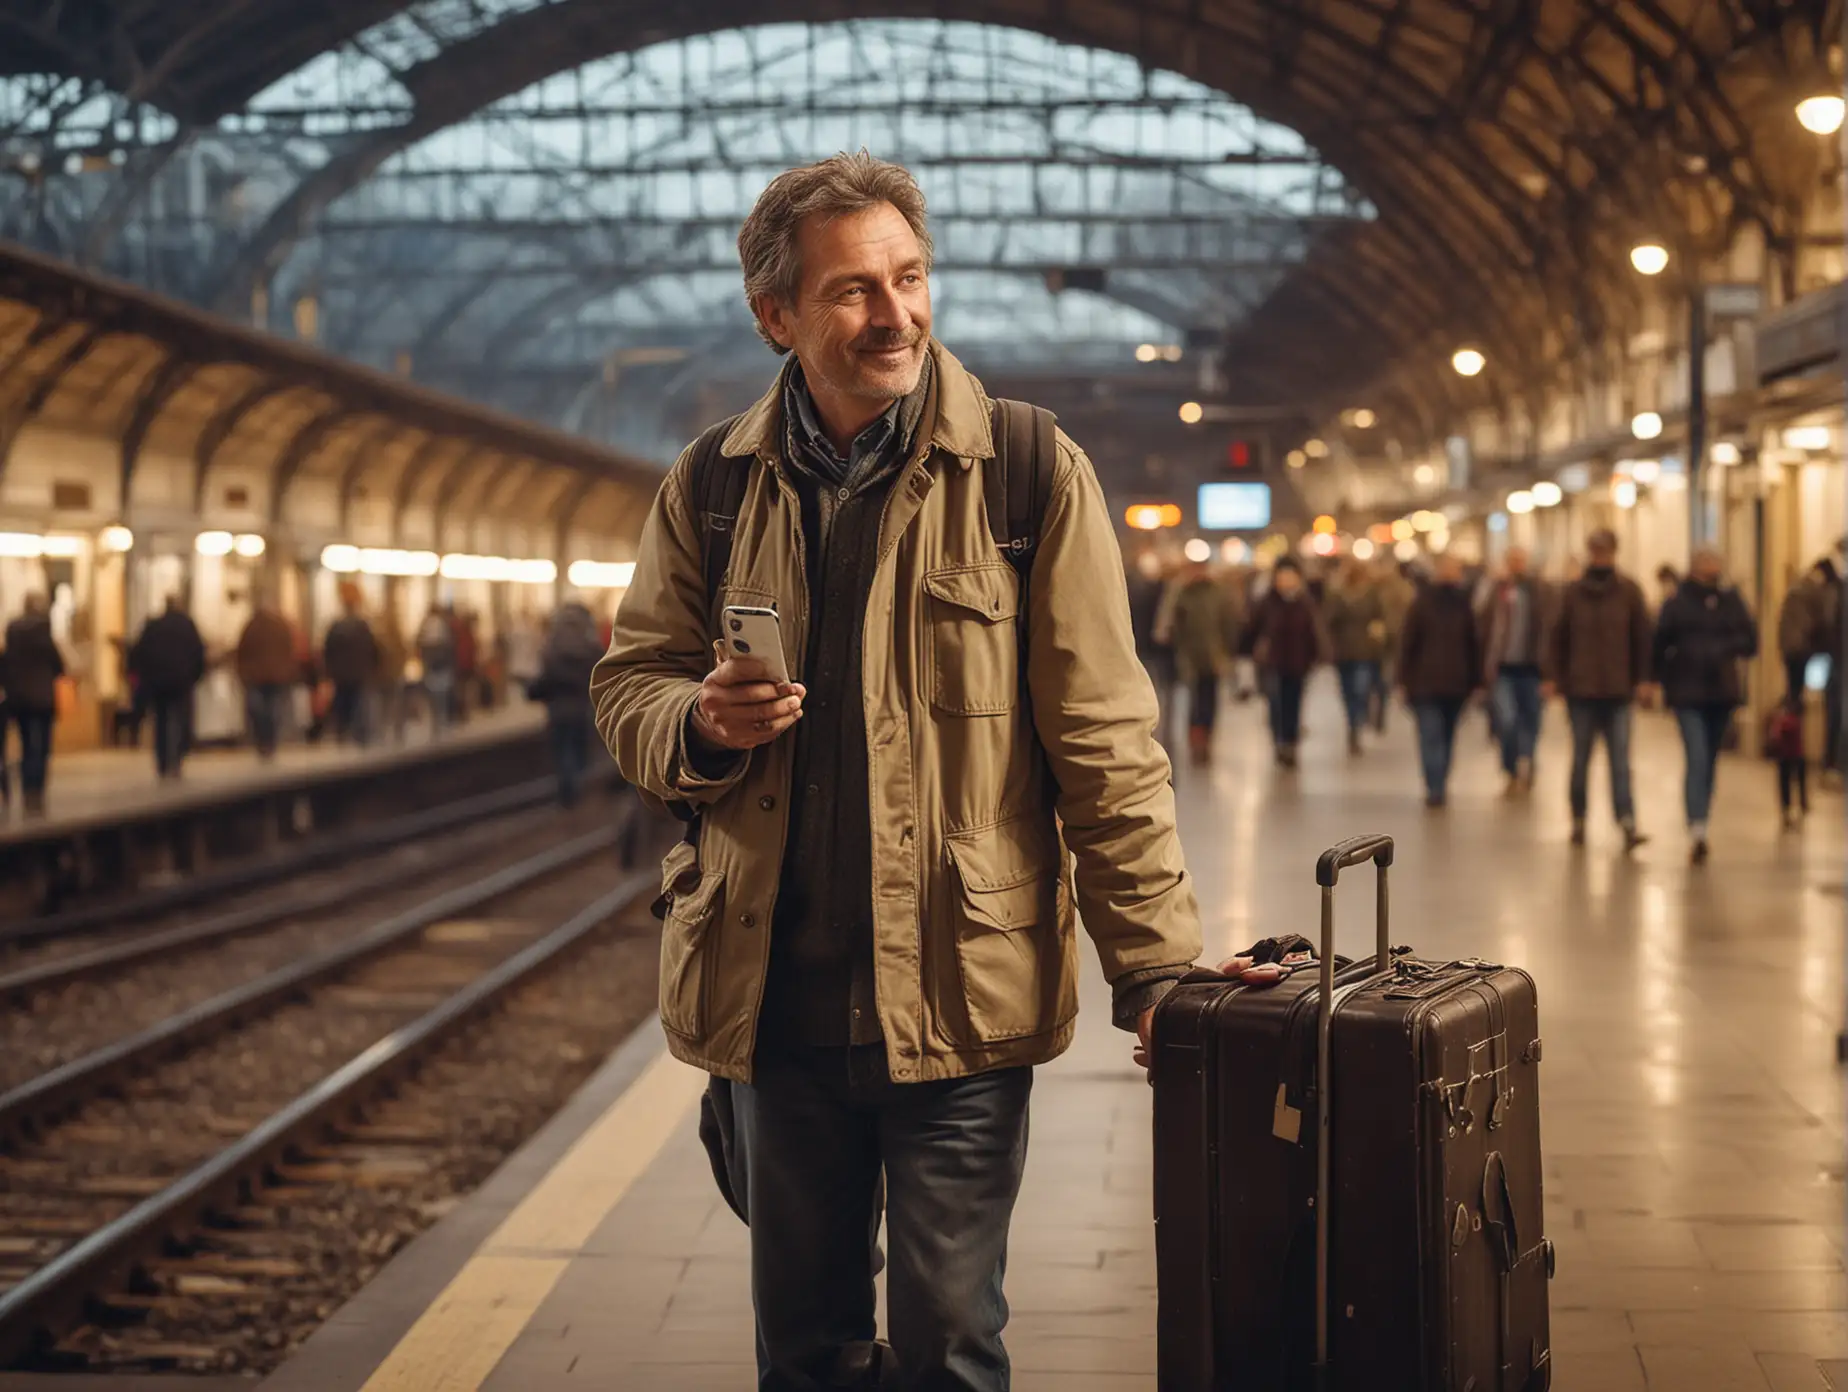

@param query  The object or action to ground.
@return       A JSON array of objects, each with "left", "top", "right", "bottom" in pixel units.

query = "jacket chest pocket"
[{"left": 924, "top": 565, "right": 1019, "bottom": 716}]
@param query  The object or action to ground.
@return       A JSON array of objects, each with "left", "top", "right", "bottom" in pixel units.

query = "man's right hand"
[{"left": 691, "top": 649, "right": 806, "bottom": 751}]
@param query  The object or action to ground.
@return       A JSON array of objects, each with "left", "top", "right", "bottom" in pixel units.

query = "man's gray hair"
[{"left": 737, "top": 150, "right": 934, "bottom": 353}]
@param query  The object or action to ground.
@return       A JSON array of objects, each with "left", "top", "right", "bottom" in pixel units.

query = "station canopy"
[{"left": 0, "top": 0, "right": 1837, "bottom": 457}]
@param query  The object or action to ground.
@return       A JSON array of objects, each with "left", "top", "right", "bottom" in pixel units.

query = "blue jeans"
[
  {"left": 1267, "top": 674, "right": 1306, "bottom": 747},
  {"left": 246, "top": 684, "right": 289, "bottom": 758},
  {"left": 1414, "top": 698, "right": 1465, "bottom": 797},
  {"left": 1674, "top": 704, "right": 1734, "bottom": 828},
  {"left": 330, "top": 681, "right": 372, "bottom": 746},
  {"left": 1567, "top": 698, "right": 1635, "bottom": 823},
  {"left": 13, "top": 707, "right": 51, "bottom": 798},
  {"left": 547, "top": 709, "right": 592, "bottom": 807},
  {"left": 1492, "top": 666, "right": 1543, "bottom": 775},
  {"left": 1336, "top": 661, "right": 1375, "bottom": 734},
  {"left": 152, "top": 693, "right": 189, "bottom": 777},
  {"left": 422, "top": 674, "right": 453, "bottom": 736},
  {"left": 733, "top": 1046, "right": 1031, "bottom": 1391}
]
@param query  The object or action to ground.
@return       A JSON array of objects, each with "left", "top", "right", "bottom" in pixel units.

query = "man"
[
  {"left": 1398, "top": 553, "right": 1482, "bottom": 808},
  {"left": 2, "top": 595, "right": 61, "bottom": 814},
  {"left": 129, "top": 595, "right": 207, "bottom": 780},
  {"left": 1550, "top": 528, "right": 1652, "bottom": 851},
  {"left": 531, "top": 600, "right": 606, "bottom": 808},
  {"left": 322, "top": 585, "right": 380, "bottom": 746},
  {"left": 416, "top": 604, "right": 458, "bottom": 737},
  {"left": 592, "top": 152, "right": 1274, "bottom": 1392},
  {"left": 1322, "top": 558, "right": 1386, "bottom": 756},
  {"left": 236, "top": 592, "right": 298, "bottom": 759},
  {"left": 1652, "top": 548, "right": 1757, "bottom": 863},
  {"left": 1247, "top": 557, "right": 1327, "bottom": 767},
  {"left": 1478, "top": 546, "right": 1552, "bottom": 793}
]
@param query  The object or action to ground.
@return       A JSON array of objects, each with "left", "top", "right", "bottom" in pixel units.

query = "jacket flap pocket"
[
  {"left": 946, "top": 818, "right": 1060, "bottom": 931},
  {"left": 923, "top": 565, "right": 1018, "bottom": 623}
]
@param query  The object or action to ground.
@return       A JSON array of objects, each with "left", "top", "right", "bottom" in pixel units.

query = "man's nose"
[{"left": 867, "top": 284, "right": 910, "bottom": 330}]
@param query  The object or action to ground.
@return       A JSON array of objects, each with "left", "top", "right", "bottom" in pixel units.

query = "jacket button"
[
  {"left": 758, "top": 795, "right": 776, "bottom": 811},
  {"left": 837, "top": 487, "right": 850, "bottom": 501},
  {"left": 739, "top": 912, "right": 756, "bottom": 928},
  {"left": 807, "top": 783, "right": 820, "bottom": 796}
]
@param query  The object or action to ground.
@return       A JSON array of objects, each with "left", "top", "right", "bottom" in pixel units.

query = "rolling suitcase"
[{"left": 1152, "top": 835, "right": 1554, "bottom": 1391}]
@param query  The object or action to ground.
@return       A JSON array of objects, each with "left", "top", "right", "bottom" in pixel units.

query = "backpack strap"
[
  {"left": 688, "top": 414, "right": 749, "bottom": 599},
  {"left": 984, "top": 398, "right": 1058, "bottom": 583}
]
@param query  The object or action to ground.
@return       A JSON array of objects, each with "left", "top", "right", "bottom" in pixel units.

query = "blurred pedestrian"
[
  {"left": 1126, "top": 553, "right": 1175, "bottom": 752},
  {"left": 507, "top": 607, "right": 545, "bottom": 700},
  {"left": 1551, "top": 529, "right": 1652, "bottom": 851},
  {"left": 1322, "top": 559, "right": 1386, "bottom": 755},
  {"left": 1249, "top": 558, "right": 1327, "bottom": 768},
  {"left": 1653, "top": 547, "right": 1757, "bottom": 864},
  {"left": 322, "top": 585, "right": 380, "bottom": 747},
  {"left": 1653, "top": 564, "right": 1680, "bottom": 615},
  {"left": 129, "top": 595, "right": 206, "bottom": 780},
  {"left": 1768, "top": 693, "right": 1808, "bottom": 830},
  {"left": 453, "top": 608, "right": 480, "bottom": 720},
  {"left": 3, "top": 595, "right": 60, "bottom": 814},
  {"left": 235, "top": 592, "right": 298, "bottom": 760},
  {"left": 417, "top": 605, "right": 459, "bottom": 737},
  {"left": 531, "top": 601, "right": 607, "bottom": 807},
  {"left": 374, "top": 605, "right": 411, "bottom": 743},
  {"left": 1166, "top": 558, "right": 1234, "bottom": 767},
  {"left": 1783, "top": 557, "right": 1843, "bottom": 778},
  {"left": 1478, "top": 546, "right": 1553, "bottom": 794},
  {"left": 1398, "top": 554, "right": 1482, "bottom": 808},
  {"left": 1372, "top": 560, "right": 1416, "bottom": 730}
]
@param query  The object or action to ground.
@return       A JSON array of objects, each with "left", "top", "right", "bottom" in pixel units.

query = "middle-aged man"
[
  {"left": 1477, "top": 546, "right": 1553, "bottom": 794},
  {"left": 592, "top": 152, "right": 1275, "bottom": 1392},
  {"left": 1549, "top": 528, "right": 1653, "bottom": 851}
]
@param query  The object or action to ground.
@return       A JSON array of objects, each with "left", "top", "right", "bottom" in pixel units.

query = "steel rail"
[
  {"left": 0, "top": 817, "right": 632, "bottom": 1144},
  {"left": 0, "top": 867, "right": 654, "bottom": 1366}
]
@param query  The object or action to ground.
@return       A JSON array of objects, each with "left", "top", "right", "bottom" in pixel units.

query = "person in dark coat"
[
  {"left": 1248, "top": 557, "right": 1328, "bottom": 767},
  {"left": 322, "top": 585, "right": 381, "bottom": 747},
  {"left": 1398, "top": 554, "right": 1482, "bottom": 807},
  {"left": 1477, "top": 546, "right": 1554, "bottom": 794},
  {"left": 128, "top": 596, "right": 206, "bottom": 780},
  {"left": 530, "top": 601, "right": 607, "bottom": 807},
  {"left": 1652, "top": 547, "right": 1758, "bottom": 863},
  {"left": 1321, "top": 559, "right": 1386, "bottom": 755},
  {"left": 2, "top": 595, "right": 61, "bottom": 814},
  {"left": 1550, "top": 529, "right": 1653, "bottom": 851},
  {"left": 236, "top": 594, "right": 299, "bottom": 759}
]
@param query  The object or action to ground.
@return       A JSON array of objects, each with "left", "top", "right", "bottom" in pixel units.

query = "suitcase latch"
[{"left": 1523, "top": 1037, "right": 1543, "bottom": 1064}]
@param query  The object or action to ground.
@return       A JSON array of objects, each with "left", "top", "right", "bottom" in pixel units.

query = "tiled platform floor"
[
  {"left": 267, "top": 682, "right": 1847, "bottom": 1391},
  {"left": 0, "top": 701, "right": 541, "bottom": 839}
]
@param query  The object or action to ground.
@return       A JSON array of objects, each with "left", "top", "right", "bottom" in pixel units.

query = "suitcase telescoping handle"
[{"left": 1313, "top": 834, "right": 1394, "bottom": 1387}]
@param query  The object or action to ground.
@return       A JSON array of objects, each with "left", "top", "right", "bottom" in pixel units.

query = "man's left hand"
[{"left": 1134, "top": 955, "right": 1288, "bottom": 1073}]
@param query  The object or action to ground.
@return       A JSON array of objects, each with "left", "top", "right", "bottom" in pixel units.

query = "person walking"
[
  {"left": 1550, "top": 528, "right": 1653, "bottom": 851},
  {"left": 1166, "top": 558, "right": 1233, "bottom": 766},
  {"left": 531, "top": 601, "right": 606, "bottom": 807},
  {"left": 3, "top": 596, "right": 61, "bottom": 814},
  {"left": 1653, "top": 548, "right": 1758, "bottom": 864},
  {"left": 1398, "top": 554, "right": 1482, "bottom": 808},
  {"left": 235, "top": 595, "right": 298, "bottom": 760},
  {"left": 1372, "top": 559, "right": 1416, "bottom": 730},
  {"left": 1768, "top": 693, "right": 1809, "bottom": 830},
  {"left": 1322, "top": 559, "right": 1386, "bottom": 755},
  {"left": 1249, "top": 557, "right": 1327, "bottom": 768},
  {"left": 322, "top": 586, "right": 380, "bottom": 747},
  {"left": 128, "top": 596, "right": 207, "bottom": 780},
  {"left": 1478, "top": 546, "right": 1553, "bottom": 794},
  {"left": 590, "top": 152, "right": 1275, "bottom": 1392},
  {"left": 374, "top": 606, "right": 411, "bottom": 743},
  {"left": 417, "top": 605, "right": 459, "bottom": 738}
]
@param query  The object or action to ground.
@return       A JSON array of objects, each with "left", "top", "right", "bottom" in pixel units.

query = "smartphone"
[{"left": 720, "top": 605, "right": 792, "bottom": 685}]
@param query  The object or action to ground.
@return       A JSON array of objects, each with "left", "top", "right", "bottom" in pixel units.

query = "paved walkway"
[{"left": 275, "top": 681, "right": 1848, "bottom": 1391}]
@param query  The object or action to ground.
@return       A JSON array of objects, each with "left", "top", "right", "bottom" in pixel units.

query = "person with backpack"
[
  {"left": 591, "top": 152, "right": 1270, "bottom": 1392},
  {"left": 128, "top": 595, "right": 207, "bottom": 779},
  {"left": 529, "top": 601, "right": 606, "bottom": 807},
  {"left": 1652, "top": 548, "right": 1758, "bottom": 864}
]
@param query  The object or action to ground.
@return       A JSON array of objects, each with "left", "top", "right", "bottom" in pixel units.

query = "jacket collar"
[{"left": 721, "top": 338, "right": 995, "bottom": 469}]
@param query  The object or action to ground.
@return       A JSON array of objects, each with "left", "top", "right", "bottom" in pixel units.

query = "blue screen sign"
[{"left": 1197, "top": 482, "right": 1272, "bottom": 531}]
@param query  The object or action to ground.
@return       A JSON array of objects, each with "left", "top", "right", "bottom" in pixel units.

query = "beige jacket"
[{"left": 592, "top": 342, "right": 1201, "bottom": 1083}]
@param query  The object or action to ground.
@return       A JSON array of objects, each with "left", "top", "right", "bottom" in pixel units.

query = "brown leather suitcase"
[{"left": 1151, "top": 835, "right": 1554, "bottom": 1391}]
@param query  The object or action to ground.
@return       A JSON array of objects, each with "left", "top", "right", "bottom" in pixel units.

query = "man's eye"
[
  {"left": 841, "top": 287, "right": 864, "bottom": 299},
  {"left": 902, "top": 274, "right": 923, "bottom": 286}
]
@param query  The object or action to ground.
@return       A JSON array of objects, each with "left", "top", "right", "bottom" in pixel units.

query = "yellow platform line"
[{"left": 359, "top": 1049, "right": 706, "bottom": 1392}]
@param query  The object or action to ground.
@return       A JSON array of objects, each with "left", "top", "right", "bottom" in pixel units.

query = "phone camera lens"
[
  {"left": 734, "top": 639, "right": 752, "bottom": 654},
  {"left": 728, "top": 618, "right": 743, "bottom": 632}
]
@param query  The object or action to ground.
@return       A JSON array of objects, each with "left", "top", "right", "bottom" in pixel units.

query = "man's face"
[
  {"left": 757, "top": 201, "right": 932, "bottom": 405},
  {"left": 1273, "top": 568, "right": 1302, "bottom": 597},
  {"left": 1435, "top": 557, "right": 1465, "bottom": 586},
  {"left": 1691, "top": 553, "right": 1722, "bottom": 584},
  {"left": 1505, "top": 548, "right": 1529, "bottom": 577}
]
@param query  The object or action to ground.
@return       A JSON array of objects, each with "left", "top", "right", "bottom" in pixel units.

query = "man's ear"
[{"left": 754, "top": 293, "right": 797, "bottom": 352}]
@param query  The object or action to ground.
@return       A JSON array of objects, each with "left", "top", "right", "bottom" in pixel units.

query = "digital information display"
[{"left": 1197, "top": 481, "right": 1272, "bottom": 531}]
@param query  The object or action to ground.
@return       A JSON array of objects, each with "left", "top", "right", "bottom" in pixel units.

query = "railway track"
[{"left": 0, "top": 805, "right": 656, "bottom": 1368}]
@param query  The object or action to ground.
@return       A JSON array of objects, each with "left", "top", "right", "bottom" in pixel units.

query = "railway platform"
[{"left": 247, "top": 687, "right": 1847, "bottom": 1392}]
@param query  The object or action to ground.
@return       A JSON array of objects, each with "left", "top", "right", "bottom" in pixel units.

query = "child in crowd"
[{"left": 1768, "top": 694, "right": 1808, "bottom": 829}]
